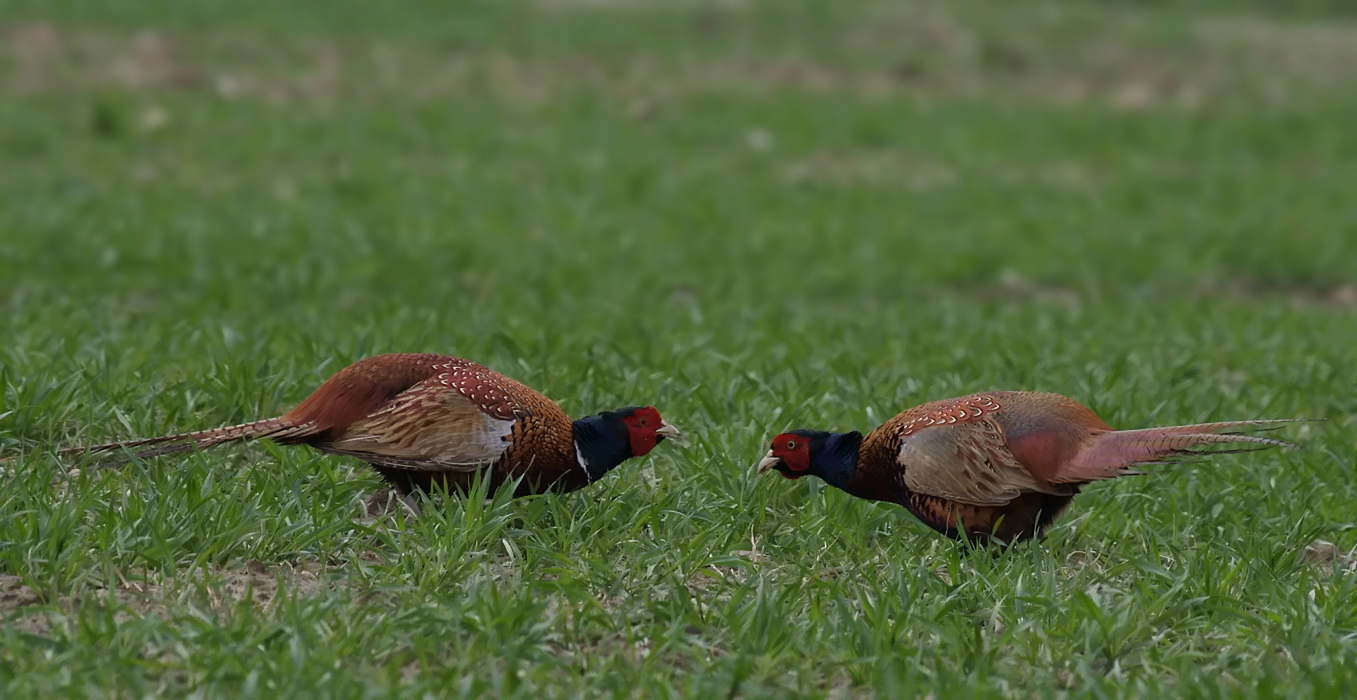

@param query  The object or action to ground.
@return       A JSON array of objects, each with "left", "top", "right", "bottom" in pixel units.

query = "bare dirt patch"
[
  {"left": 1, "top": 559, "right": 335, "bottom": 637},
  {"left": 782, "top": 151, "right": 960, "bottom": 192},
  {"left": 1196, "top": 18, "right": 1357, "bottom": 98},
  {"left": 1300, "top": 539, "right": 1357, "bottom": 575},
  {"left": 1192, "top": 279, "right": 1357, "bottom": 309},
  {"left": 5, "top": 11, "right": 1357, "bottom": 108},
  {"left": 533, "top": 0, "right": 749, "bottom": 8},
  {"left": 2, "top": 22, "right": 347, "bottom": 103}
]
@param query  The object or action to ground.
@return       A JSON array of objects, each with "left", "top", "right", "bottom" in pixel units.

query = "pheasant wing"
[
  {"left": 319, "top": 358, "right": 548, "bottom": 473},
  {"left": 323, "top": 382, "right": 518, "bottom": 471},
  {"left": 897, "top": 418, "right": 1071, "bottom": 506}
]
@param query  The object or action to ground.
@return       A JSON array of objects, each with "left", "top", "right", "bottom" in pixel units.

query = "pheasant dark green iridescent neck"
[
  {"left": 799, "top": 430, "right": 864, "bottom": 489},
  {"left": 572, "top": 410, "right": 637, "bottom": 482}
]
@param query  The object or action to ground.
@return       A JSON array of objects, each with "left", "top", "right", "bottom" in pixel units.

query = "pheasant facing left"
[
  {"left": 758, "top": 391, "right": 1301, "bottom": 546},
  {"left": 24, "top": 353, "right": 680, "bottom": 506}
]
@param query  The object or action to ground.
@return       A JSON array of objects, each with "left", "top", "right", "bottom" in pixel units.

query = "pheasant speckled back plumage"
[
  {"left": 761, "top": 390, "right": 1301, "bottom": 545},
  {"left": 292, "top": 354, "right": 582, "bottom": 496},
  {"left": 857, "top": 392, "right": 1112, "bottom": 541}
]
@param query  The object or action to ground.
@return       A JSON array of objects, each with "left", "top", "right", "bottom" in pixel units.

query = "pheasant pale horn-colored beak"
[
  {"left": 656, "top": 421, "right": 683, "bottom": 441},
  {"left": 756, "top": 450, "right": 780, "bottom": 474}
]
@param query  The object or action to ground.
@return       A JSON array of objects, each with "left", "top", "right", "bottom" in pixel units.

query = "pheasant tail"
[
  {"left": 56, "top": 417, "right": 313, "bottom": 466},
  {"left": 1057, "top": 419, "right": 1303, "bottom": 483}
]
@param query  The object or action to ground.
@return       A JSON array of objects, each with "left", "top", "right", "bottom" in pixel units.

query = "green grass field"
[{"left": 2, "top": 0, "right": 1356, "bottom": 696}]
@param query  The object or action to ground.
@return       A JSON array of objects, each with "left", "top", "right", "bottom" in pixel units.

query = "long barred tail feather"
[
  {"left": 1057, "top": 419, "right": 1307, "bottom": 483},
  {"left": 48, "top": 417, "right": 313, "bottom": 468}
]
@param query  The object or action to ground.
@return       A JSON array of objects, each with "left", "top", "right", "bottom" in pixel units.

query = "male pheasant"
[
  {"left": 22, "top": 353, "right": 680, "bottom": 507},
  {"left": 757, "top": 391, "right": 1300, "bottom": 545}
]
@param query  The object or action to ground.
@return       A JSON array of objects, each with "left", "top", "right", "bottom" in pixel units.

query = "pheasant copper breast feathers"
[
  {"left": 760, "top": 390, "right": 1301, "bottom": 545},
  {"left": 22, "top": 353, "right": 679, "bottom": 507}
]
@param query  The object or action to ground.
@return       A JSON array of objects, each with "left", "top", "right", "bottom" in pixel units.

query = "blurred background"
[
  {"left": 4, "top": 0, "right": 1355, "bottom": 313},
  {"left": 2, "top": 1, "right": 1356, "bottom": 695}
]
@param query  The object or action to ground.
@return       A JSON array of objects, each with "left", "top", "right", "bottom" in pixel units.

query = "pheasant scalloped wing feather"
[
  {"left": 430, "top": 358, "right": 577, "bottom": 474},
  {"left": 313, "top": 355, "right": 575, "bottom": 474},
  {"left": 429, "top": 359, "right": 579, "bottom": 472},
  {"left": 859, "top": 393, "right": 1006, "bottom": 482},
  {"left": 888, "top": 393, "right": 1006, "bottom": 438},
  {"left": 431, "top": 357, "right": 536, "bottom": 421},
  {"left": 325, "top": 382, "right": 517, "bottom": 471},
  {"left": 860, "top": 392, "right": 1078, "bottom": 507},
  {"left": 896, "top": 416, "right": 1073, "bottom": 506}
]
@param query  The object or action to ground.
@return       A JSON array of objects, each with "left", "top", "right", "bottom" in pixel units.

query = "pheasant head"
[
  {"left": 758, "top": 430, "right": 863, "bottom": 486},
  {"left": 573, "top": 405, "right": 681, "bottom": 482}
]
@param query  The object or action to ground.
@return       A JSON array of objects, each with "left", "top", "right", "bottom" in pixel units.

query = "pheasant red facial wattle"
[
  {"left": 32, "top": 353, "right": 680, "bottom": 506},
  {"left": 758, "top": 391, "right": 1303, "bottom": 545},
  {"left": 621, "top": 406, "right": 666, "bottom": 456},
  {"left": 767, "top": 435, "right": 812, "bottom": 476}
]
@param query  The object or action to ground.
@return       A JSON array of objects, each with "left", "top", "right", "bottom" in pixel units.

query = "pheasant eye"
[{"left": 785, "top": 440, "right": 797, "bottom": 450}]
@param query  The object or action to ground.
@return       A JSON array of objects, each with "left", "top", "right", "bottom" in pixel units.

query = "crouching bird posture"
[
  {"left": 32, "top": 353, "right": 680, "bottom": 508},
  {"left": 758, "top": 391, "right": 1301, "bottom": 545}
]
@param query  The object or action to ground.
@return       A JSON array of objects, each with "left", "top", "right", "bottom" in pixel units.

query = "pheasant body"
[
  {"left": 759, "top": 391, "right": 1299, "bottom": 544},
  {"left": 30, "top": 353, "right": 678, "bottom": 502}
]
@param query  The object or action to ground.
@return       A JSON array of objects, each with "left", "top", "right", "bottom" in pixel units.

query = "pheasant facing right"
[
  {"left": 758, "top": 391, "right": 1302, "bottom": 545},
  {"left": 12, "top": 353, "right": 680, "bottom": 510}
]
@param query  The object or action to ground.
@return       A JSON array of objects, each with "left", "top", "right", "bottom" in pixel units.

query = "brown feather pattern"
[
  {"left": 27, "top": 353, "right": 602, "bottom": 499},
  {"left": 840, "top": 391, "right": 1299, "bottom": 544}
]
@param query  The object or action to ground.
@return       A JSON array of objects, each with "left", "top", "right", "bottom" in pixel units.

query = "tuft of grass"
[{"left": 2, "top": 0, "right": 1356, "bottom": 695}]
